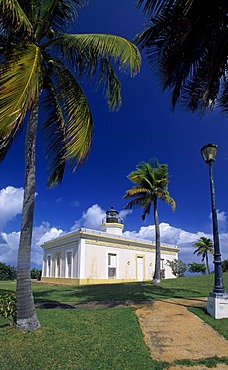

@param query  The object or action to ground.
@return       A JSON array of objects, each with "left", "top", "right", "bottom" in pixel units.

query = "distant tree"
[
  {"left": 30, "top": 268, "right": 42, "bottom": 280},
  {"left": 136, "top": 0, "right": 228, "bottom": 115},
  {"left": 0, "top": 263, "right": 17, "bottom": 281},
  {"left": 193, "top": 237, "right": 214, "bottom": 274},
  {"left": 188, "top": 262, "right": 206, "bottom": 275},
  {"left": 123, "top": 159, "right": 176, "bottom": 284},
  {"left": 222, "top": 260, "right": 228, "bottom": 273},
  {"left": 166, "top": 259, "right": 187, "bottom": 277}
]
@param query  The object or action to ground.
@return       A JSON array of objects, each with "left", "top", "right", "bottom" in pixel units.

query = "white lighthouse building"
[{"left": 41, "top": 207, "right": 179, "bottom": 285}]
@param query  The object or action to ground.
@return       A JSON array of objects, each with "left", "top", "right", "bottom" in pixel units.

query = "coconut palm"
[
  {"left": 0, "top": 0, "right": 141, "bottom": 331},
  {"left": 123, "top": 159, "right": 176, "bottom": 284},
  {"left": 136, "top": 0, "right": 228, "bottom": 115},
  {"left": 193, "top": 237, "right": 214, "bottom": 274}
]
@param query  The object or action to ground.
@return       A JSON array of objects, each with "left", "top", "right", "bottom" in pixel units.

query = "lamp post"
[{"left": 201, "top": 144, "right": 228, "bottom": 318}]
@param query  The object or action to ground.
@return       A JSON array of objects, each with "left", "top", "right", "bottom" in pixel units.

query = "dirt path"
[{"left": 132, "top": 298, "right": 228, "bottom": 369}]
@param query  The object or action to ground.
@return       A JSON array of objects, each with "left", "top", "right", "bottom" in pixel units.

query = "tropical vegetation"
[
  {"left": 136, "top": 0, "right": 228, "bottom": 115},
  {"left": 222, "top": 259, "right": 228, "bottom": 273},
  {"left": 0, "top": 263, "right": 17, "bottom": 281},
  {"left": 193, "top": 237, "right": 214, "bottom": 274},
  {"left": 123, "top": 159, "right": 176, "bottom": 284},
  {"left": 0, "top": 0, "right": 141, "bottom": 331},
  {"left": 166, "top": 259, "right": 187, "bottom": 277},
  {"left": 188, "top": 262, "right": 207, "bottom": 275}
]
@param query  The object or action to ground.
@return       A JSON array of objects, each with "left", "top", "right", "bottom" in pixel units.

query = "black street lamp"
[{"left": 201, "top": 144, "right": 226, "bottom": 297}]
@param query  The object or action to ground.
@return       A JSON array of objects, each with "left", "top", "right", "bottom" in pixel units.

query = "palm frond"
[
  {"left": 123, "top": 187, "right": 150, "bottom": 198},
  {"left": 96, "top": 58, "right": 122, "bottom": 111},
  {"left": 51, "top": 33, "right": 141, "bottom": 77},
  {"left": 53, "top": 62, "right": 93, "bottom": 168},
  {"left": 35, "top": 0, "right": 87, "bottom": 42},
  {"left": 0, "top": 43, "right": 44, "bottom": 160},
  {"left": 42, "top": 76, "right": 67, "bottom": 187},
  {"left": 136, "top": 0, "right": 228, "bottom": 113},
  {"left": 123, "top": 159, "right": 175, "bottom": 221},
  {"left": 0, "top": 0, "right": 33, "bottom": 38}
]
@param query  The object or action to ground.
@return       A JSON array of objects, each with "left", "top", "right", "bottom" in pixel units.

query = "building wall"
[{"left": 41, "top": 234, "right": 178, "bottom": 284}]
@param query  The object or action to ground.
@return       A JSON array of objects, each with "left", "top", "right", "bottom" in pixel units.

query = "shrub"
[
  {"left": 31, "top": 268, "right": 42, "bottom": 280},
  {"left": 188, "top": 262, "right": 207, "bottom": 274},
  {"left": 222, "top": 259, "right": 228, "bottom": 273},
  {"left": 166, "top": 259, "right": 187, "bottom": 277},
  {"left": 0, "top": 292, "right": 17, "bottom": 324},
  {"left": 0, "top": 262, "right": 17, "bottom": 280}
]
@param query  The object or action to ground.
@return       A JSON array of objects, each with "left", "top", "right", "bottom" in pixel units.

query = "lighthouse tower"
[{"left": 100, "top": 207, "right": 124, "bottom": 236}]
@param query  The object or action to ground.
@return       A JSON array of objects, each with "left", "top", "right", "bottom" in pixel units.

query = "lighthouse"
[{"left": 100, "top": 207, "right": 124, "bottom": 235}]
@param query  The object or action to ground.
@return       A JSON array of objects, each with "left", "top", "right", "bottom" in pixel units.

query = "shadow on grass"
[{"left": 33, "top": 281, "right": 203, "bottom": 307}]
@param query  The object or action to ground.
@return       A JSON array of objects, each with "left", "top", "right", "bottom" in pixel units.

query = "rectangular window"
[
  {"left": 66, "top": 251, "right": 72, "bottom": 278},
  {"left": 108, "top": 253, "right": 117, "bottom": 278},
  {"left": 47, "top": 255, "right": 51, "bottom": 277},
  {"left": 55, "top": 253, "right": 61, "bottom": 278}
]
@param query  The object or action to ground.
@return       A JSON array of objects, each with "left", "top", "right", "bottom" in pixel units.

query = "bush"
[
  {"left": 0, "top": 292, "right": 17, "bottom": 324},
  {"left": 166, "top": 259, "right": 187, "bottom": 277},
  {"left": 0, "top": 262, "right": 17, "bottom": 280},
  {"left": 222, "top": 259, "right": 228, "bottom": 272},
  {"left": 30, "top": 268, "right": 42, "bottom": 280},
  {"left": 188, "top": 262, "right": 207, "bottom": 274}
]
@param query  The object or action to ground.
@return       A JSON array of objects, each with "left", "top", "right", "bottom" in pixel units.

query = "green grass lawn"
[
  {"left": 0, "top": 274, "right": 228, "bottom": 370},
  {"left": 1, "top": 273, "right": 227, "bottom": 303},
  {"left": 0, "top": 308, "right": 167, "bottom": 370}
]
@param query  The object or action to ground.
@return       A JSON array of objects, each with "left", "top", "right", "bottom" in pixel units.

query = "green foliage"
[
  {"left": 166, "top": 259, "right": 187, "bottom": 277},
  {"left": 123, "top": 159, "right": 176, "bottom": 217},
  {"left": 193, "top": 237, "right": 214, "bottom": 274},
  {"left": 188, "top": 262, "right": 207, "bottom": 275},
  {"left": 0, "top": 262, "right": 17, "bottom": 281},
  {"left": 222, "top": 259, "right": 228, "bottom": 272},
  {"left": 0, "top": 292, "right": 17, "bottom": 324},
  {"left": 136, "top": 0, "right": 228, "bottom": 115},
  {"left": 30, "top": 268, "right": 42, "bottom": 280}
]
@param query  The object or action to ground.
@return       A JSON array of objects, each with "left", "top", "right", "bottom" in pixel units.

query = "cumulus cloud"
[
  {"left": 209, "top": 210, "right": 227, "bottom": 231},
  {"left": 70, "top": 204, "right": 132, "bottom": 231},
  {"left": 0, "top": 222, "right": 63, "bottom": 268},
  {"left": 71, "top": 204, "right": 106, "bottom": 230},
  {"left": 0, "top": 186, "right": 24, "bottom": 230},
  {"left": 124, "top": 221, "right": 228, "bottom": 266},
  {"left": 1, "top": 200, "right": 228, "bottom": 270}
]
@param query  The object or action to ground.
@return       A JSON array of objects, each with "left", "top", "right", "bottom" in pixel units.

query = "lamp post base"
[{"left": 207, "top": 294, "right": 228, "bottom": 319}]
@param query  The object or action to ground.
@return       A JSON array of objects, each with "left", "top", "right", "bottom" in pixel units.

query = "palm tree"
[
  {"left": 136, "top": 0, "right": 228, "bottom": 115},
  {"left": 0, "top": 0, "right": 141, "bottom": 331},
  {"left": 193, "top": 237, "right": 214, "bottom": 274},
  {"left": 123, "top": 159, "right": 176, "bottom": 284}
]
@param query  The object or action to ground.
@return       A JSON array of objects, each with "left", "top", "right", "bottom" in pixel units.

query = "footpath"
[{"left": 132, "top": 298, "right": 228, "bottom": 370}]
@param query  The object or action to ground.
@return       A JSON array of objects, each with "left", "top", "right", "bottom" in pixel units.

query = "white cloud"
[
  {"left": 124, "top": 221, "right": 228, "bottom": 266},
  {"left": 71, "top": 204, "right": 106, "bottom": 230},
  {"left": 0, "top": 186, "right": 24, "bottom": 230},
  {"left": 70, "top": 205, "right": 132, "bottom": 231},
  {"left": 0, "top": 222, "right": 63, "bottom": 268},
  {"left": 1, "top": 200, "right": 228, "bottom": 271},
  {"left": 210, "top": 210, "right": 227, "bottom": 231}
]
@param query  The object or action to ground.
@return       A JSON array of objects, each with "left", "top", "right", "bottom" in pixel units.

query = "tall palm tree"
[
  {"left": 123, "top": 159, "right": 176, "bottom": 284},
  {"left": 136, "top": 0, "right": 228, "bottom": 115},
  {"left": 0, "top": 0, "right": 141, "bottom": 331},
  {"left": 193, "top": 237, "right": 214, "bottom": 274}
]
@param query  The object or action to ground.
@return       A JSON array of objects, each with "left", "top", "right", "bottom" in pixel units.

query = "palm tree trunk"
[
  {"left": 206, "top": 252, "right": 210, "bottom": 274},
  {"left": 153, "top": 198, "right": 161, "bottom": 284},
  {"left": 16, "top": 105, "right": 41, "bottom": 331}
]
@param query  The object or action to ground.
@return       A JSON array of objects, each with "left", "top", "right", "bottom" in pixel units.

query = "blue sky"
[{"left": 1, "top": 0, "right": 228, "bottom": 269}]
